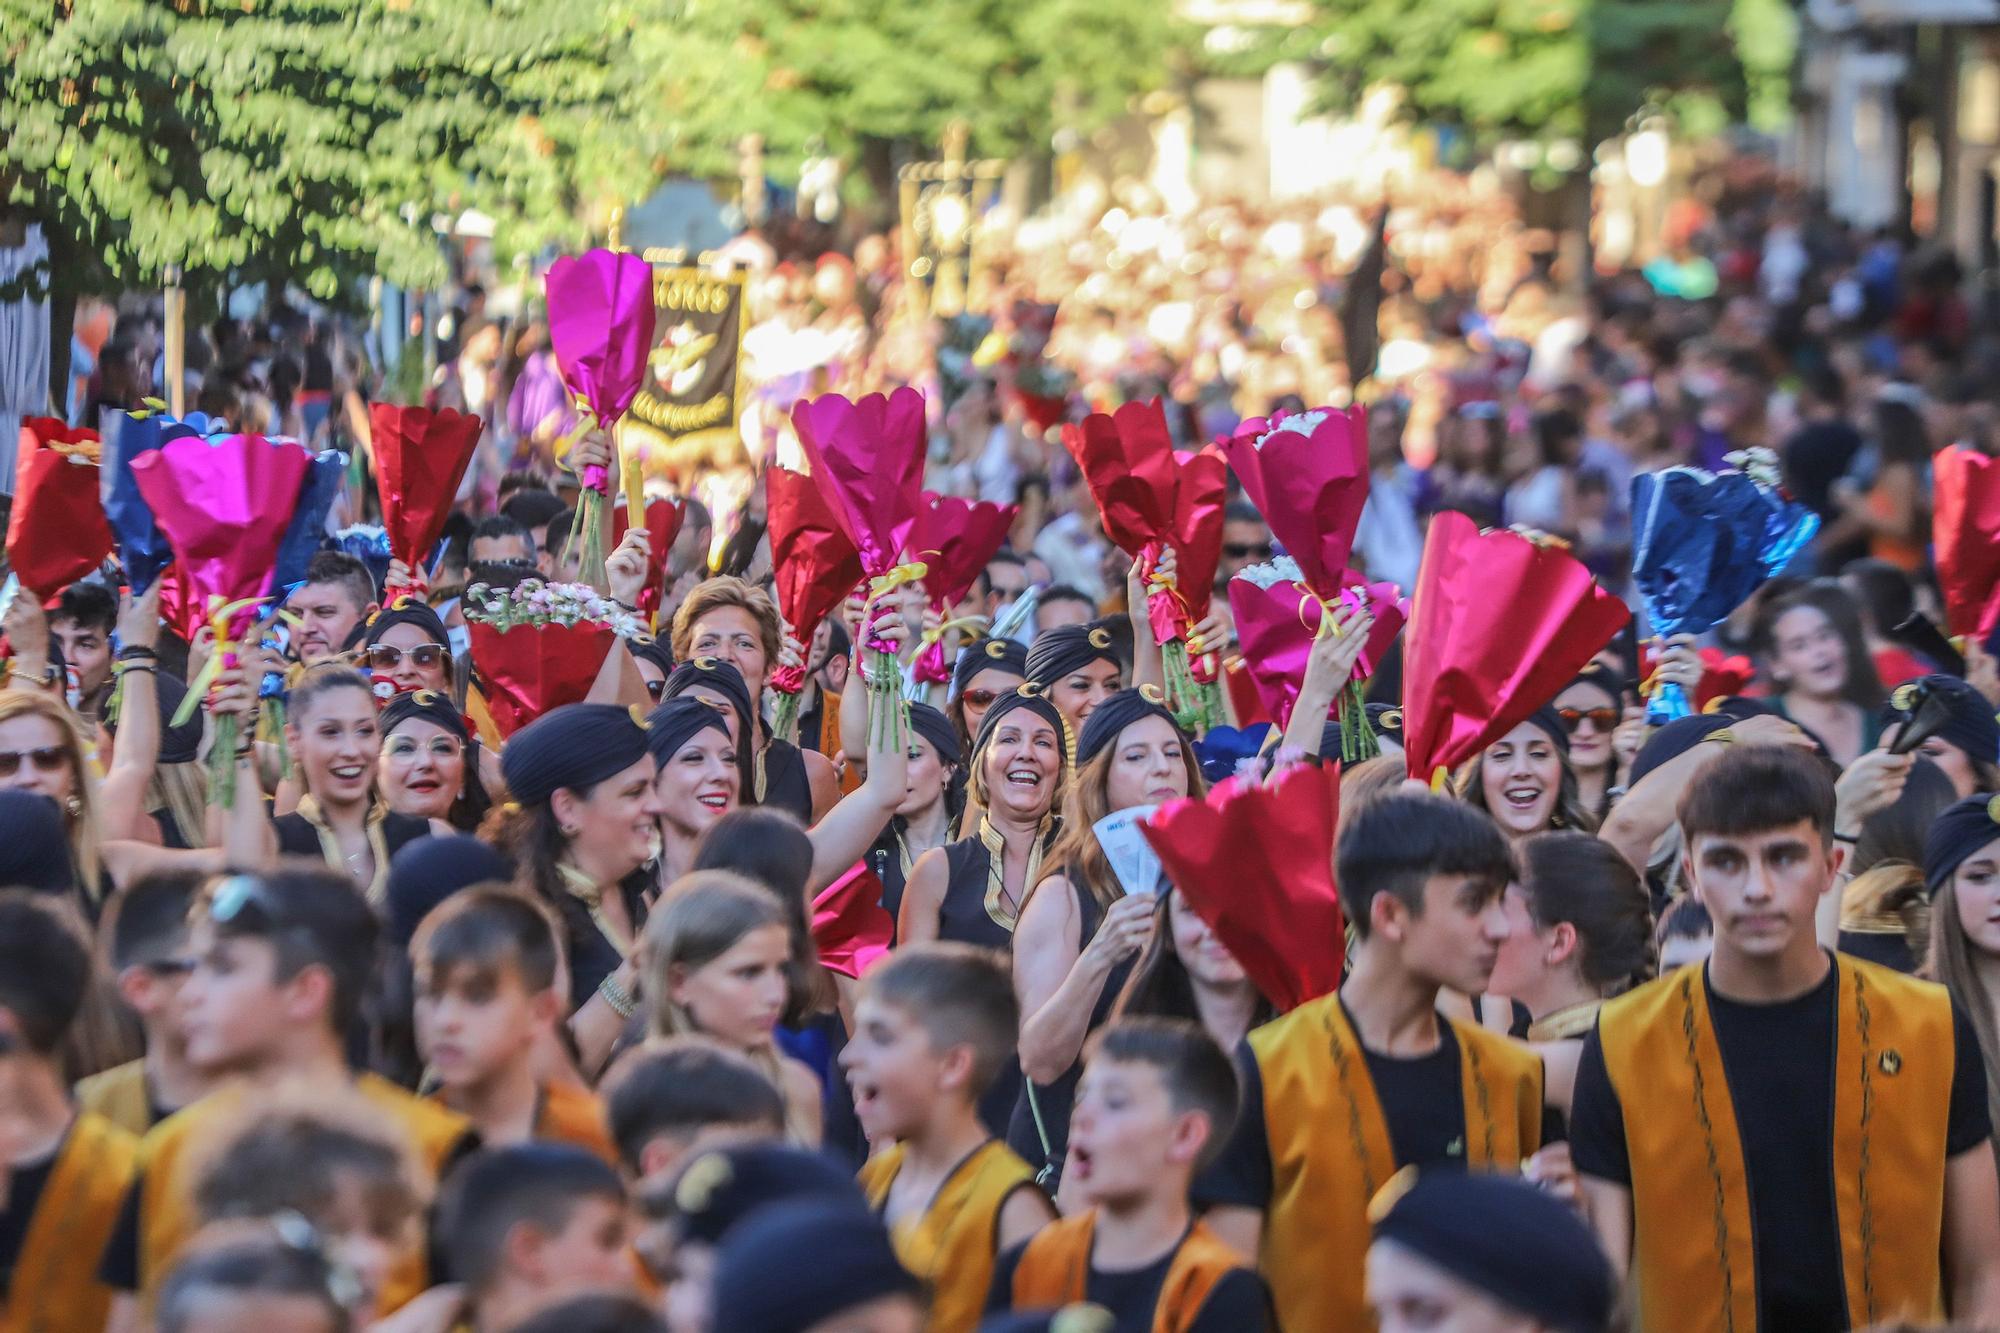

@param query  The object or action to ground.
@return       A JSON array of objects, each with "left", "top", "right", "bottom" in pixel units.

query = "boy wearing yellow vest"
[
  {"left": 991, "top": 1017, "right": 1269, "bottom": 1331},
  {"left": 411, "top": 886, "right": 618, "bottom": 1163},
  {"left": 1573, "top": 745, "right": 2000, "bottom": 1331},
  {"left": 96, "top": 868, "right": 473, "bottom": 1324},
  {"left": 842, "top": 943, "right": 1054, "bottom": 1333},
  {"left": 1195, "top": 792, "right": 1545, "bottom": 1332},
  {"left": 76, "top": 871, "right": 210, "bottom": 1135},
  {"left": 0, "top": 892, "right": 138, "bottom": 1333}
]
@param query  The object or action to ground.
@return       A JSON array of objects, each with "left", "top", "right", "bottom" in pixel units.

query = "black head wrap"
[
  {"left": 1519, "top": 704, "right": 1571, "bottom": 755},
  {"left": 627, "top": 634, "right": 676, "bottom": 680},
  {"left": 952, "top": 635, "right": 1029, "bottom": 700},
  {"left": 379, "top": 688, "right": 469, "bottom": 743},
  {"left": 1626, "top": 713, "right": 1737, "bottom": 789},
  {"left": 712, "top": 1201, "right": 919, "bottom": 1333},
  {"left": 663, "top": 657, "right": 755, "bottom": 735},
  {"left": 1025, "top": 620, "right": 1122, "bottom": 686},
  {"left": 364, "top": 596, "right": 450, "bottom": 649},
  {"left": 1075, "top": 687, "right": 1181, "bottom": 767},
  {"left": 1564, "top": 661, "right": 1624, "bottom": 710},
  {"left": 1923, "top": 793, "right": 2000, "bottom": 896},
  {"left": 646, "top": 695, "right": 733, "bottom": 766},
  {"left": 1365, "top": 702, "right": 1405, "bottom": 748},
  {"left": 906, "top": 702, "right": 963, "bottom": 767},
  {"left": 1887, "top": 676, "right": 2000, "bottom": 767},
  {"left": 500, "top": 703, "right": 651, "bottom": 808},
  {"left": 1370, "top": 1170, "right": 1614, "bottom": 1333},
  {"left": 0, "top": 793, "right": 74, "bottom": 896},
  {"left": 971, "top": 687, "right": 1071, "bottom": 771},
  {"left": 668, "top": 1143, "right": 864, "bottom": 1248},
  {"left": 385, "top": 834, "right": 513, "bottom": 947}
]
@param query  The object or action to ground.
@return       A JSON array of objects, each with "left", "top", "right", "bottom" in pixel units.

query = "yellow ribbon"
[
  {"left": 1293, "top": 580, "right": 1345, "bottom": 642},
  {"left": 173, "top": 595, "right": 275, "bottom": 726},
  {"left": 1429, "top": 765, "right": 1450, "bottom": 793},
  {"left": 621, "top": 445, "right": 646, "bottom": 533},
  {"left": 45, "top": 439, "right": 101, "bottom": 464},
  {"left": 917, "top": 611, "right": 989, "bottom": 655},
  {"left": 868, "top": 561, "right": 930, "bottom": 602},
  {"left": 553, "top": 394, "right": 605, "bottom": 483}
]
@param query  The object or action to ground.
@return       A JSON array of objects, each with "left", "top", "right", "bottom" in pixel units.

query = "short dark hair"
[
  {"left": 604, "top": 1038, "right": 785, "bottom": 1172},
  {"left": 861, "top": 943, "right": 1019, "bottom": 1095},
  {"left": 52, "top": 582, "right": 116, "bottom": 635},
  {"left": 411, "top": 886, "right": 563, "bottom": 995},
  {"left": 1677, "top": 744, "right": 1837, "bottom": 848},
  {"left": 1518, "top": 832, "right": 1651, "bottom": 992},
  {"left": 501, "top": 488, "right": 566, "bottom": 534},
  {"left": 106, "top": 870, "right": 203, "bottom": 971},
  {"left": 155, "top": 1236, "right": 350, "bottom": 1333},
  {"left": 1089, "top": 1017, "right": 1239, "bottom": 1169},
  {"left": 546, "top": 509, "right": 576, "bottom": 560},
  {"left": 1039, "top": 584, "right": 1095, "bottom": 613},
  {"left": 470, "top": 515, "right": 535, "bottom": 561},
  {"left": 1223, "top": 499, "right": 1264, "bottom": 526},
  {"left": 1656, "top": 894, "right": 1712, "bottom": 942},
  {"left": 301, "top": 550, "right": 377, "bottom": 613},
  {"left": 0, "top": 892, "right": 91, "bottom": 1054},
  {"left": 201, "top": 867, "right": 380, "bottom": 1035},
  {"left": 510, "top": 1295, "right": 667, "bottom": 1333},
  {"left": 193, "top": 1100, "right": 421, "bottom": 1237},
  {"left": 437, "top": 1144, "right": 625, "bottom": 1290},
  {"left": 1336, "top": 793, "right": 1514, "bottom": 939}
]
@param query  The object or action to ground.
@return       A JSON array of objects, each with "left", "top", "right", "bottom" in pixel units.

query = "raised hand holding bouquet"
[
  {"left": 546, "top": 249, "right": 656, "bottom": 587},
  {"left": 370, "top": 403, "right": 483, "bottom": 602},
  {"left": 1063, "top": 399, "right": 1227, "bottom": 729},
  {"left": 1630, "top": 446, "right": 1817, "bottom": 722},
  {"left": 906, "top": 491, "right": 1018, "bottom": 686},
  {"left": 463, "top": 579, "right": 647, "bottom": 739},
  {"left": 99, "top": 404, "right": 228, "bottom": 596},
  {"left": 129, "top": 432, "right": 313, "bottom": 805},
  {"left": 791, "top": 387, "right": 928, "bottom": 751},
  {"left": 9, "top": 417, "right": 114, "bottom": 601},
  {"left": 1932, "top": 441, "right": 2000, "bottom": 644},
  {"left": 1401, "top": 513, "right": 1631, "bottom": 789},
  {"left": 1228, "top": 556, "right": 1405, "bottom": 761},
  {"left": 609, "top": 496, "right": 685, "bottom": 623},
  {"left": 1141, "top": 759, "right": 1344, "bottom": 1011},
  {"left": 765, "top": 463, "right": 864, "bottom": 742}
]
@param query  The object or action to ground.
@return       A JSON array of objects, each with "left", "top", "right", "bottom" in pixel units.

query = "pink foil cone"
[
  {"left": 1228, "top": 570, "right": 1405, "bottom": 727},
  {"left": 812, "top": 862, "right": 895, "bottom": 979},
  {"left": 1222, "top": 406, "right": 1372, "bottom": 598},
  {"left": 546, "top": 249, "right": 657, "bottom": 489},
  {"left": 909, "top": 492, "right": 1018, "bottom": 682},
  {"left": 791, "top": 388, "right": 929, "bottom": 576},
  {"left": 129, "top": 433, "right": 313, "bottom": 615}
]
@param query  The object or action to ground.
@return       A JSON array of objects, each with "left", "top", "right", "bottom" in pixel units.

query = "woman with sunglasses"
[
  {"left": 1455, "top": 706, "right": 1596, "bottom": 842},
  {"left": 377, "top": 689, "right": 491, "bottom": 832},
  {"left": 948, "top": 636, "right": 1028, "bottom": 757},
  {"left": 1552, "top": 663, "right": 1629, "bottom": 820},
  {"left": 0, "top": 690, "right": 110, "bottom": 904},
  {"left": 670, "top": 575, "right": 837, "bottom": 822},
  {"left": 361, "top": 598, "right": 455, "bottom": 697},
  {"left": 1010, "top": 688, "right": 1203, "bottom": 1186}
]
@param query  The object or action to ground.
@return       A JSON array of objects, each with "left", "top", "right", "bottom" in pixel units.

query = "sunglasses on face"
[
  {"left": 0, "top": 747, "right": 68, "bottom": 779},
  {"left": 386, "top": 735, "right": 464, "bottom": 762},
  {"left": 961, "top": 688, "right": 1002, "bottom": 709},
  {"left": 367, "top": 644, "right": 446, "bottom": 671},
  {"left": 1559, "top": 706, "right": 1620, "bottom": 733},
  {"left": 1224, "top": 542, "right": 1274, "bottom": 560}
]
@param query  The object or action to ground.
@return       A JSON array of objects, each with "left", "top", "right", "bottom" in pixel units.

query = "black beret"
[
  {"left": 907, "top": 702, "right": 962, "bottom": 767},
  {"left": 1371, "top": 1170, "right": 1614, "bottom": 1332},
  {"left": 500, "top": 703, "right": 651, "bottom": 808},
  {"left": 663, "top": 657, "right": 755, "bottom": 736},
  {"left": 645, "top": 696, "right": 732, "bottom": 767},
  {"left": 1887, "top": 676, "right": 1999, "bottom": 768},
  {"left": 668, "top": 1143, "right": 865, "bottom": 1248},
  {"left": 1626, "top": 713, "right": 1737, "bottom": 788},
  {"left": 1519, "top": 703, "right": 1571, "bottom": 756},
  {"left": 953, "top": 635, "right": 1028, "bottom": 700},
  {"left": 365, "top": 596, "right": 450, "bottom": 649},
  {"left": 385, "top": 834, "right": 513, "bottom": 947},
  {"left": 1025, "top": 620, "right": 1122, "bottom": 686},
  {"left": 711, "top": 1201, "right": 919, "bottom": 1333},
  {"left": 1075, "top": 687, "right": 1181, "bottom": 767},
  {"left": 1924, "top": 793, "right": 2000, "bottom": 896},
  {"left": 379, "top": 688, "right": 468, "bottom": 743},
  {"left": 971, "top": 688, "right": 1070, "bottom": 769}
]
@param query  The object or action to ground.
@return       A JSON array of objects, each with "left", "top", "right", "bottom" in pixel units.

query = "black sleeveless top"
[
  {"left": 937, "top": 829, "right": 1032, "bottom": 953},
  {"left": 757, "top": 737, "right": 813, "bottom": 823},
  {"left": 273, "top": 809, "right": 431, "bottom": 863},
  {"left": 1007, "top": 875, "right": 1135, "bottom": 1182}
]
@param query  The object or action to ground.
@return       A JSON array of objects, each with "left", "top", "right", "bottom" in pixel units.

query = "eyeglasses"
[
  {"left": 961, "top": 688, "right": 1002, "bottom": 709},
  {"left": 1223, "top": 542, "right": 1274, "bottom": 560},
  {"left": 385, "top": 734, "right": 464, "bottom": 762},
  {"left": 367, "top": 644, "right": 446, "bottom": 671},
  {"left": 0, "top": 747, "right": 68, "bottom": 779},
  {"left": 1558, "top": 706, "right": 1620, "bottom": 733}
]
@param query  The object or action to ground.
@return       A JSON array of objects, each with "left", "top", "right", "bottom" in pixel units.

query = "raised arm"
[
  {"left": 1280, "top": 601, "right": 1374, "bottom": 757},
  {"left": 100, "top": 583, "right": 164, "bottom": 840}
]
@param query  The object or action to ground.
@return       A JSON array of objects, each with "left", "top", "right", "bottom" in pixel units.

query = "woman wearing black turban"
[
  {"left": 1024, "top": 619, "right": 1125, "bottom": 732},
  {"left": 864, "top": 702, "right": 963, "bottom": 927},
  {"left": 377, "top": 689, "right": 491, "bottom": 833}
]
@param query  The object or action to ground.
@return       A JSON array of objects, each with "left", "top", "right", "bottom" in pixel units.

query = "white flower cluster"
[
  {"left": 462, "top": 579, "right": 647, "bottom": 639},
  {"left": 1232, "top": 555, "right": 1305, "bottom": 589}
]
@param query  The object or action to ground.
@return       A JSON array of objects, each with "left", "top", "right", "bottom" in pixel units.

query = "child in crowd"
[
  {"left": 154, "top": 1232, "right": 355, "bottom": 1333},
  {"left": 411, "top": 885, "right": 617, "bottom": 1161},
  {"left": 0, "top": 891, "right": 140, "bottom": 1333},
  {"left": 841, "top": 943, "right": 1052, "bottom": 1332},
  {"left": 76, "top": 870, "right": 209, "bottom": 1133},
  {"left": 604, "top": 1036, "right": 788, "bottom": 1192},
  {"left": 989, "top": 1017, "right": 1269, "bottom": 1330}
]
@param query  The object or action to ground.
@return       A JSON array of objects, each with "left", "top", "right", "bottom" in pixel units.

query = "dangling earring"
[{"left": 64, "top": 795, "right": 81, "bottom": 818}]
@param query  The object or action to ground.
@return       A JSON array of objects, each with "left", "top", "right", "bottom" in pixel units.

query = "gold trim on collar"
[
  {"left": 978, "top": 816, "right": 1048, "bottom": 932},
  {"left": 295, "top": 795, "right": 391, "bottom": 905}
]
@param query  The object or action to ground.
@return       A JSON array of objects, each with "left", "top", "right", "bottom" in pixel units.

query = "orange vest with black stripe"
[
  {"left": 1010, "top": 1214, "right": 1242, "bottom": 1333},
  {"left": 535, "top": 1081, "right": 619, "bottom": 1165},
  {"left": 1, "top": 1112, "right": 138, "bottom": 1333},
  {"left": 1597, "top": 955, "right": 1954, "bottom": 1333},
  {"left": 858, "top": 1140, "right": 1039, "bottom": 1333},
  {"left": 1247, "top": 992, "right": 1544, "bottom": 1333},
  {"left": 136, "top": 1073, "right": 469, "bottom": 1313}
]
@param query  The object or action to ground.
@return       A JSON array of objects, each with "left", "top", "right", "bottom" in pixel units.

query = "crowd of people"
[{"left": 6, "top": 155, "right": 2000, "bottom": 1333}]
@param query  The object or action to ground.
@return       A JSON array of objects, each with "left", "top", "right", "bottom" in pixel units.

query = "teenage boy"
[
  {"left": 411, "top": 886, "right": 618, "bottom": 1162},
  {"left": 436, "top": 1143, "right": 638, "bottom": 1332},
  {"left": 604, "top": 1036, "right": 787, "bottom": 1192},
  {"left": 840, "top": 943, "right": 1052, "bottom": 1333},
  {"left": 0, "top": 891, "right": 140, "bottom": 1333},
  {"left": 98, "top": 869, "right": 472, "bottom": 1317},
  {"left": 77, "top": 871, "right": 209, "bottom": 1134},
  {"left": 292, "top": 551, "right": 378, "bottom": 664},
  {"left": 990, "top": 1018, "right": 1269, "bottom": 1330},
  {"left": 1195, "top": 792, "right": 1543, "bottom": 1332},
  {"left": 50, "top": 580, "right": 117, "bottom": 713},
  {"left": 153, "top": 1234, "right": 352, "bottom": 1333},
  {"left": 1573, "top": 745, "right": 2000, "bottom": 1330}
]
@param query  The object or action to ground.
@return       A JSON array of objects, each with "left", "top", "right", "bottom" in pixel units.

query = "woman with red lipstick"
[
  {"left": 377, "top": 689, "right": 491, "bottom": 832},
  {"left": 1010, "top": 688, "right": 1203, "bottom": 1187},
  {"left": 647, "top": 695, "right": 742, "bottom": 892},
  {"left": 361, "top": 599, "right": 454, "bottom": 698}
]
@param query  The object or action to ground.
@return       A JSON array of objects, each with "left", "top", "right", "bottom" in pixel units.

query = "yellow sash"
[
  {"left": 2, "top": 1113, "right": 138, "bottom": 1333},
  {"left": 73, "top": 1059, "right": 156, "bottom": 1138},
  {"left": 1597, "top": 955, "right": 1954, "bottom": 1332},
  {"left": 1010, "top": 1213, "right": 1242, "bottom": 1333},
  {"left": 858, "top": 1140, "right": 1039, "bottom": 1333},
  {"left": 536, "top": 1081, "right": 619, "bottom": 1166},
  {"left": 1248, "top": 992, "right": 1544, "bottom": 1332}
]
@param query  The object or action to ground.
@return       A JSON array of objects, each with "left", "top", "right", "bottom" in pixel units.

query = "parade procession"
[{"left": 4, "top": 2, "right": 2000, "bottom": 1330}]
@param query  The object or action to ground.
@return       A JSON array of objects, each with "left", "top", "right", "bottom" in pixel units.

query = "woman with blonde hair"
[
  {"left": 642, "top": 869, "right": 822, "bottom": 1145},
  {"left": 0, "top": 689, "right": 109, "bottom": 905}
]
